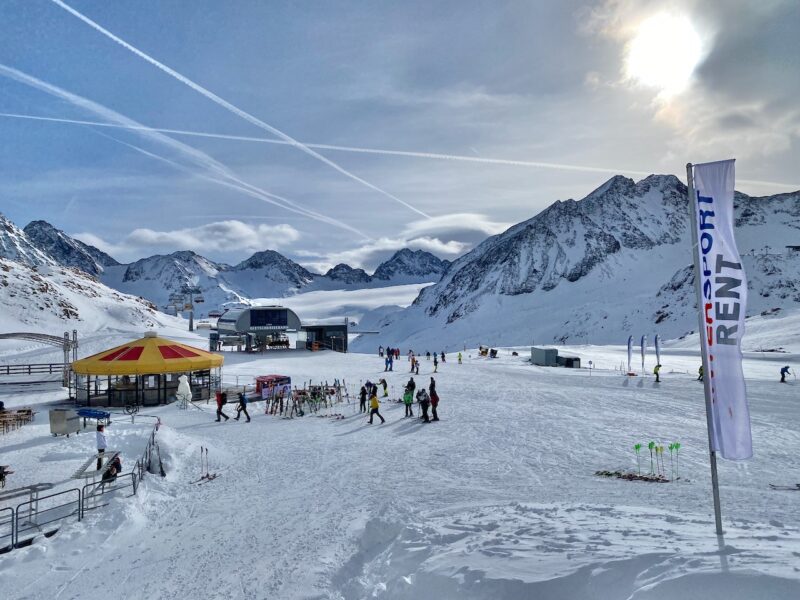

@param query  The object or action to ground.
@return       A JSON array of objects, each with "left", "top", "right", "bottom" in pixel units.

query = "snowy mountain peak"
[
  {"left": 23, "top": 220, "right": 119, "bottom": 276},
  {"left": 0, "top": 213, "right": 57, "bottom": 268},
  {"left": 325, "top": 263, "right": 372, "bottom": 284},
  {"left": 372, "top": 249, "right": 450, "bottom": 282}
]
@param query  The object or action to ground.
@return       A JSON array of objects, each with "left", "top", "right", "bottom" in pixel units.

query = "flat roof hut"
[{"left": 71, "top": 331, "right": 223, "bottom": 407}]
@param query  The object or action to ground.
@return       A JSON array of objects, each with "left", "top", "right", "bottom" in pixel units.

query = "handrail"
[
  {"left": 14, "top": 488, "right": 81, "bottom": 546},
  {"left": 0, "top": 506, "right": 13, "bottom": 550},
  {"left": 80, "top": 473, "right": 137, "bottom": 517}
]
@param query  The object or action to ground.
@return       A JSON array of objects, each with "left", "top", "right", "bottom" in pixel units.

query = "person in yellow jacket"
[
  {"left": 457, "top": 352, "right": 462, "bottom": 364},
  {"left": 368, "top": 392, "right": 385, "bottom": 424},
  {"left": 654, "top": 364, "right": 662, "bottom": 383}
]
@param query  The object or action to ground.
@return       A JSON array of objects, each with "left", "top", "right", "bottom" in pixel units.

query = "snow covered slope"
[
  {"left": 0, "top": 257, "right": 179, "bottom": 336},
  {"left": 0, "top": 212, "right": 57, "bottom": 267},
  {"left": 353, "top": 175, "right": 800, "bottom": 351},
  {"left": 23, "top": 220, "right": 119, "bottom": 276}
]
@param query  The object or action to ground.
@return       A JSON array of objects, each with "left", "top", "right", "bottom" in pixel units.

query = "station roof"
[{"left": 72, "top": 332, "right": 223, "bottom": 375}]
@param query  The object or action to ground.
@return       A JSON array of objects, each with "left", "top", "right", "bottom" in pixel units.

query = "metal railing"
[
  {"left": 0, "top": 506, "right": 13, "bottom": 552},
  {"left": 14, "top": 488, "right": 81, "bottom": 547},
  {"left": 1, "top": 421, "right": 160, "bottom": 552},
  {"left": 0, "top": 363, "right": 69, "bottom": 376}
]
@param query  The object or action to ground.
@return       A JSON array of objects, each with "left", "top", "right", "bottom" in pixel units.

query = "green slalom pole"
[
  {"left": 648, "top": 441, "right": 655, "bottom": 475},
  {"left": 634, "top": 443, "right": 642, "bottom": 475}
]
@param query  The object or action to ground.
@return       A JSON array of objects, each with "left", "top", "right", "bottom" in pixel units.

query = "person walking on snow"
[
  {"left": 379, "top": 378, "right": 388, "bottom": 397},
  {"left": 410, "top": 355, "right": 416, "bottom": 373},
  {"left": 433, "top": 353, "right": 439, "bottom": 373},
  {"left": 441, "top": 351, "right": 446, "bottom": 363},
  {"left": 215, "top": 391, "right": 230, "bottom": 422},
  {"left": 96, "top": 424, "right": 107, "bottom": 470},
  {"left": 403, "top": 387, "right": 414, "bottom": 417},
  {"left": 781, "top": 365, "right": 791, "bottom": 383},
  {"left": 235, "top": 392, "right": 251, "bottom": 422},
  {"left": 429, "top": 377, "right": 440, "bottom": 421},
  {"left": 368, "top": 390, "right": 385, "bottom": 424},
  {"left": 654, "top": 364, "right": 662, "bottom": 383},
  {"left": 415, "top": 359, "right": 420, "bottom": 375},
  {"left": 416, "top": 388, "right": 431, "bottom": 423},
  {"left": 458, "top": 352, "right": 462, "bottom": 364},
  {"left": 359, "top": 385, "right": 368, "bottom": 413}
]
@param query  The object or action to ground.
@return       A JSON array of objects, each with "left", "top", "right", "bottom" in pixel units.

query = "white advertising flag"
[{"left": 692, "top": 160, "right": 752, "bottom": 460}]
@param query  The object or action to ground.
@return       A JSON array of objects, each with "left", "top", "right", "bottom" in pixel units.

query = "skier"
[
  {"left": 403, "top": 387, "right": 414, "bottom": 417},
  {"left": 697, "top": 365, "right": 704, "bottom": 381},
  {"left": 215, "top": 391, "right": 230, "bottom": 422},
  {"left": 96, "top": 424, "right": 107, "bottom": 471},
  {"left": 458, "top": 352, "right": 462, "bottom": 364},
  {"left": 388, "top": 351, "right": 394, "bottom": 372},
  {"left": 441, "top": 351, "right": 446, "bottom": 363},
  {"left": 433, "top": 353, "right": 439, "bottom": 373},
  {"left": 395, "top": 348, "right": 400, "bottom": 360},
  {"left": 359, "top": 385, "right": 368, "bottom": 413},
  {"left": 406, "top": 377, "right": 416, "bottom": 396},
  {"left": 416, "top": 388, "right": 431, "bottom": 423},
  {"left": 378, "top": 345, "right": 384, "bottom": 358},
  {"left": 780, "top": 365, "right": 791, "bottom": 383},
  {"left": 234, "top": 392, "right": 251, "bottom": 422},
  {"left": 429, "top": 377, "right": 440, "bottom": 422},
  {"left": 654, "top": 364, "right": 661, "bottom": 383},
  {"left": 368, "top": 390, "right": 385, "bottom": 424},
  {"left": 410, "top": 355, "right": 416, "bottom": 373},
  {"left": 415, "top": 359, "right": 420, "bottom": 375},
  {"left": 379, "top": 378, "right": 388, "bottom": 397},
  {"left": 426, "top": 351, "right": 431, "bottom": 361},
  {"left": 408, "top": 350, "right": 413, "bottom": 362}
]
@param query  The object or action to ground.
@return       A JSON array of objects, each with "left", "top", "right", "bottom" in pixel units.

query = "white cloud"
[
  {"left": 74, "top": 220, "right": 300, "bottom": 261},
  {"left": 401, "top": 213, "right": 510, "bottom": 238}
]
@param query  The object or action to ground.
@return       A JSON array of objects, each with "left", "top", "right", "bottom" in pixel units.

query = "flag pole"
[{"left": 686, "top": 162, "right": 724, "bottom": 535}]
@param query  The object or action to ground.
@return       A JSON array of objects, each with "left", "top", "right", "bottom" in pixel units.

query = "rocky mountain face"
[
  {"left": 23, "top": 220, "right": 119, "bottom": 276},
  {"left": 324, "top": 263, "right": 372, "bottom": 285},
  {"left": 0, "top": 213, "right": 57, "bottom": 267},
  {"left": 0, "top": 215, "right": 456, "bottom": 316},
  {"left": 372, "top": 249, "right": 450, "bottom": 282},
  {"left": 352, "top": 174, "right": 800, "bottom": 351}
]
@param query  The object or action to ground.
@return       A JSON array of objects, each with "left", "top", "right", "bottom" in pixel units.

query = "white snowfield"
[{"left": 1, "top": 344, "right": 799, "bottom": 599}]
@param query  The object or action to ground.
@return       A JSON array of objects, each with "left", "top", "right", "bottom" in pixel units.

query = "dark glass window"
[{"left": 250, "top": 309, "right": 288, "bottom": 327}]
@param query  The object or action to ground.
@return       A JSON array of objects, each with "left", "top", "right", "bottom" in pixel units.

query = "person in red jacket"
[
  {"left": 429, "top": 377, "right": 440, "bottom": 421},
  {"left": 215, "top": 391, "right": 230, "bottom": 422}
]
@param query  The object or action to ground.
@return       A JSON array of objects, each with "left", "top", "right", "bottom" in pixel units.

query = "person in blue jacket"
[
  {"left": 780, "top": 365, "right": 791, "bottom": 383},
  {"left": 235, "top": 392, "right": 251, "bottom": 422}
]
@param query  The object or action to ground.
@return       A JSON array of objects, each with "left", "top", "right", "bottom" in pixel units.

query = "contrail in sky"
[
  {"left": 49, "top": 0, "right": 431, "bottom": 219},
  {"left": 3, "top": 111, "right": 798, "bottom": 191},
  {"left": 0, "top": 66, "right": 371, "bottom": 240}
]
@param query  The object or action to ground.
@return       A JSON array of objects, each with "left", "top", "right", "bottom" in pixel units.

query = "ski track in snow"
[{"left": 1, "top": 347, "right": 799, "bottom": 599}]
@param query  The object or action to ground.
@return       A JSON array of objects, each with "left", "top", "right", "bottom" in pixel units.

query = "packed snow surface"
[{"left": 1, "top": 341, "right": 799, "bottom": 599}]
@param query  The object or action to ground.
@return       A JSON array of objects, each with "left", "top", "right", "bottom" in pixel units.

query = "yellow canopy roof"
[{"left": 72, "top": 332, "right": 223, "bottom": 376}]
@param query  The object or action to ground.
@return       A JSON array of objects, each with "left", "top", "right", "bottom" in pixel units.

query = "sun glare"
[{"left": 625, "top": 13, "right": 702, "bottom": 97}]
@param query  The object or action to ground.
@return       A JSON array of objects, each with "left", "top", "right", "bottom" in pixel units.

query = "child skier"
[
  {"left": 654, "top": 364, "right": 661, "bottom": 383},
  {"left": 379, "top": 378, "right": 388, "bottom": 397},
  {"left": 368, "top": 390, "right": 385, "bottom": 424},
  {"left": 403, "top": 388, "right": 414, "bottom": 417}
]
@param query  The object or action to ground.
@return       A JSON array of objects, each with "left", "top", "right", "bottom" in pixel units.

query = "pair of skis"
[{"left": 190, "top": 446, "right": 219, "bottom": 484}]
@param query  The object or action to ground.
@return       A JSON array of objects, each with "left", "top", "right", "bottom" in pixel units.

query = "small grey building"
[{"left": 531, "top": 347, "right": 558, "bottom": 366}]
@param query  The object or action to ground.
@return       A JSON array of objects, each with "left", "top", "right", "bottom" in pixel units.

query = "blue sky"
[{"left": 0, "top": 0, "right": 798, "bottom": 271}]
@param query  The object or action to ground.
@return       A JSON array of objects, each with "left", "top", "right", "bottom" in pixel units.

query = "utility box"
[
  {"left": 49, "top": 408, "right": 80, "bottom": 437},
  {"left": 531, "top": 347, "right": 558, "bottom": 366}
]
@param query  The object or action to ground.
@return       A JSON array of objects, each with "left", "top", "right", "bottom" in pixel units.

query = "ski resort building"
[
  {"left": 214, "top": 306, "right": 348, "bottom": 352},
  {"left": 71, "top": 331, "right": 223, "bottom": 406}
]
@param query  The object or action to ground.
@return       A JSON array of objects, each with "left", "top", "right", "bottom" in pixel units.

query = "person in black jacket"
[
  {"left": 416, "top": 389, "right": 431, "bottom": 423},
  {"left": 234, "top": 392, "right": 251, "bottom": 422},
  {"left": 406, "top": 377, "right": 416, "bottom": 396},
  {"left": 359, "top": 385, "right": 368, "bottom": 413}
]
